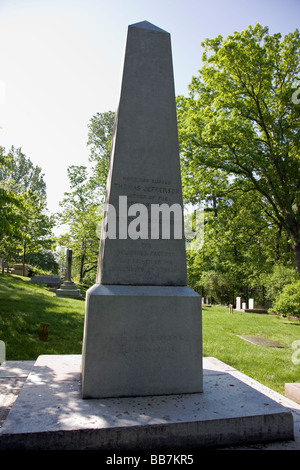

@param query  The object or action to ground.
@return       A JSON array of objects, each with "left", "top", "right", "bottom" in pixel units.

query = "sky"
[{"left": 0, "top": 0, "right": 299, "bottom": 216}]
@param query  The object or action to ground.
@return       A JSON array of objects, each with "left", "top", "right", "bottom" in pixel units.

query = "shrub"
[
  {"left": 272, "top": 279, "right": 300, "bottom": 318},
  {"left": 200, "top": 270, "right": 232, "bottom": 304},
  {"left": 260, "top": 264, "right": 298, "bottom": 304}
]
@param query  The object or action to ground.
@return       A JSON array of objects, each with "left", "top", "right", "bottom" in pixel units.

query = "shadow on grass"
[{"left": 0, "top": 274, "right": 85, "bottom": 360}]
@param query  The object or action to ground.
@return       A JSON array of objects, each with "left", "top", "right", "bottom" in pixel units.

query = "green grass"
[
  {"left": 0, "top": 273, "right": 85, "bottom": 360},
  {"left": 202, "top": 305, "right": 300, "bottom": 395},
  {"left": 0, "top": 274, "right": 299, "bottom": 395}
]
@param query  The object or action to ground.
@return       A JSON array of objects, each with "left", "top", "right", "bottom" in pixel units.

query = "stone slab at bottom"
[
  {"left": 0, "top": 355, "right": 295, "bottom": 450},
  {"left": 285, "top": 383, "right": 300, "bottom": 405}
]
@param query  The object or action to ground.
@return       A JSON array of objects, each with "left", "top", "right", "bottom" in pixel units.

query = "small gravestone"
[
  {"left": 12, "top": 264, "right": 31, "bottom": 276},
  {"left": 30, "top": 275, "right": 61, "bottom": 287},
  {"left": 236, "top": 297, "right": 241, "bottom": 310},
  {"left": 249, "top": 298, "right": 254, "bottom": 309},
  {"left": 56, "top": 249, "right": 82, "bottom": 299}
]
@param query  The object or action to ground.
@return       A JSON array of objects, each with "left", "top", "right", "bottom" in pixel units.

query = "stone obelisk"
[{"left": 81, "top": 21, "right": 202, "bottom": 398}]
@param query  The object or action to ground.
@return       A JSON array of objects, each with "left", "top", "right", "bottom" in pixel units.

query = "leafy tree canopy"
[{"left": 177, "top": 24, "right": 300, "bottom": 274}]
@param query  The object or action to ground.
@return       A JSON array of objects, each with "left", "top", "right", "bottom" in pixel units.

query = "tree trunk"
[
  {"left": 274, "top": 223, "right": 282, "bottom": 263},
  {"left": 285, "top": 208, "right": 300, "bottom": 275},
  {"left": 291, "top": 238, "right": 300, "bottom": 275},
  {"left": 79, "top": 241, "right": 86, "bottom": 283},
  {"left": 22, "top": 240, "right": 26, "bottom": 276}
]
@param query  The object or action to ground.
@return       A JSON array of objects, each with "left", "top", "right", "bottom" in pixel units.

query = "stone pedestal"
[
  {"left": 82, "top": 285, "right": 202, "bottom": 398},
  {"left": 56, "top": 280, "right": 82, "bottom": 299}
]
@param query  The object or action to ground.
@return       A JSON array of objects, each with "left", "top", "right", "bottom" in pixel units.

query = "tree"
[
  {"left": 0, "top": 149, "right": 25, "bottom": 242},
  {"left": 56, "top": 112, "right": 115, "bottom": 284},
  {"left": 177, "top": 24, "right": 300, "bottom": 273},
  {"left": 0, "top": 146, "right": 55, "bottom": 273},
  {"left": 272, "top": 279, "right": 300, "bottom": 318},
  {"left": 56, "top": 165, "right": 101, "bottom": 283},
  {"left": 0, "top": 146, "right": 47, "bottom": 200},
  {"left": 18, "top": 190, "right": 55, "bottom": 275},
  {"left": 87, "top": 111, "right": 115, "bottom": 195}
]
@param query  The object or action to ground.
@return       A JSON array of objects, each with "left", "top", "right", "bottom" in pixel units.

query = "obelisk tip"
[{"left": 129, "top": 20, "right": 169, "bottom": 34}]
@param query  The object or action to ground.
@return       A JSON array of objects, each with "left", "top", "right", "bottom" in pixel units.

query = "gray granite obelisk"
[{"left": 81, "top": 21, "right": 202, "bottom": 398}]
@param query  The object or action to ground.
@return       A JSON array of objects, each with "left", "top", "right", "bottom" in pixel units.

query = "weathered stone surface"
[
  {"left": 81, "top": 21, "right": 201, "bottom": 399},
  {"left": 30, "top": 275, "right": 61, "bottom": 287},
  {"left": 56, "top": 281, "right": 82, "bottom": 299},
  {"left": 285, "top": 383, "right": 300, "bottom": 405},
  {"left": 97, "top": 21, "right": 187, "bottom": 287},
  {"left": 82, "top": 285, "right": 202, "bottom": 398},
  {"left": 0, "top": 356, "right": 295, "bottom": 450}
]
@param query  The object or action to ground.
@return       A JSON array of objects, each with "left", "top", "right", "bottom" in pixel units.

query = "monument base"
[
  {"left": 56, "top": 281, "right": 82, "bottom": 299},
  {"left": 81, "top": 285, "right": 202, "bottom": 398},
  {"left": 0, "top": 355, "right": 295, "bottom": 450}
]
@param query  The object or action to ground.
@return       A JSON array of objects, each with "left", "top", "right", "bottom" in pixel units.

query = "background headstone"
[
  {"left": 30, "top": 275, "right": 61, "bottom": 287},
  {"left": 56, "top": 248, "right": 82, "bottom": 299}
]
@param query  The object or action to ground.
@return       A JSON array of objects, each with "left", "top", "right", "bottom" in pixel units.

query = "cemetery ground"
[{"left": 0, "top": 273, "right": 299, "bottom": 397}]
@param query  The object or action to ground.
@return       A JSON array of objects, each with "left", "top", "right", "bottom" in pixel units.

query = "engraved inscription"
[
  {"left": 113, "top": 176, "right": 181, "bottom": 206},
  {"left": 103, "top": 333, "right": 201, "bottom": 356}
]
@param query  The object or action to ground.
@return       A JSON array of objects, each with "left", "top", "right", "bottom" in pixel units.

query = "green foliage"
[
  {"left": 56, "top": 165, "right": 101, "bottom": 283},
  {"left": 200, "top": 270, "right": 231, "bottom": 303},
  {"left": 1, "top": 274, "right": 299, "bottom": 395},
  {"left": 0, "top": 146, "right": 55, "bottom": 267},
  {"left": 0, "top": 146, "right": 47, "bottom": 200},
  {"left": 26, "top": 251, "right": 59, "bottom": 274},
  {"left": 0, "top": 274, "right": 84, "bottom": 360},
  {"left": 177, "top": 24, "right": 300, "bottom": 274},
  {"left": 260, "top": 264, "right": 299, "bottom": 304},
  {"left": 202, "top": 305, "right": 300, "bottom": 394},
  {"left": 0, "top": 149, "right": 25, "bottom": 241},
  {"left": 56, "top": 111, "right": 116, "bottom": 283},
  {"left": 272, "top": 279, "right": 300, "bottom": 318},
  {"left": 87, "top": 111, "right": 115, "bottom": 195}
]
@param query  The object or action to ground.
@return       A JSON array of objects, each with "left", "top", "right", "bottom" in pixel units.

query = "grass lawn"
[
  {"left": 202, "top": 305, "right": 300, "bottom": 395},
  {"left": 0, "top": 274, "right": 85, "bottom": 360},
  {"left": 0, "top": 273, "right": 299, "bottom": 396}
]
